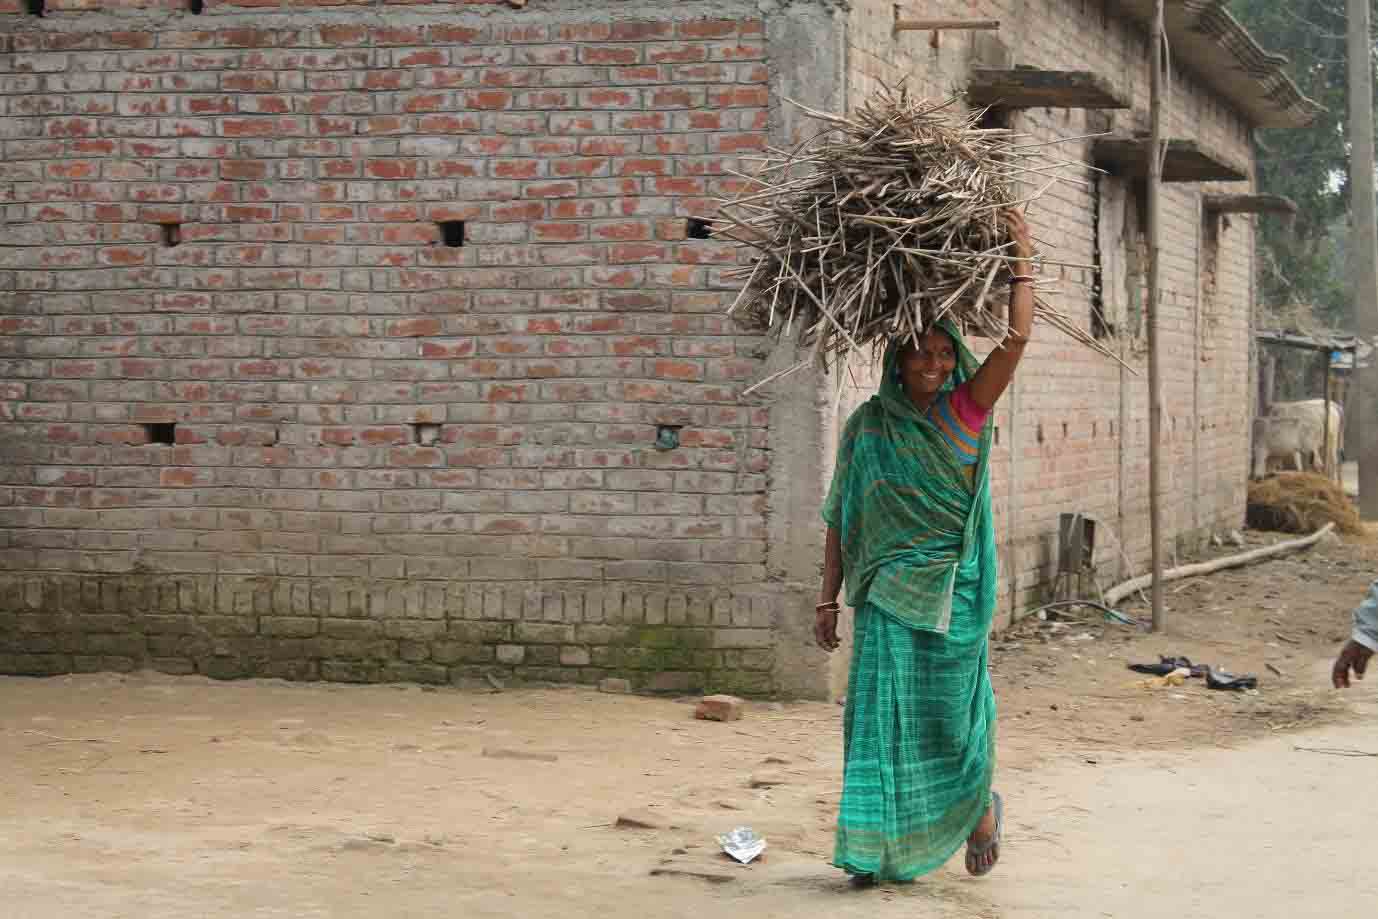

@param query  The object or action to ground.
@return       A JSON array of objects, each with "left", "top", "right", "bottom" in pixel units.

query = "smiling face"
[{"left": 898, "top": 328, "right": 957, "bottom": 402}]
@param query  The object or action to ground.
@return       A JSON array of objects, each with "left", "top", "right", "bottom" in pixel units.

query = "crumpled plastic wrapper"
[{"left": 717, "top": 826, "right": 767, "bottom": 864}]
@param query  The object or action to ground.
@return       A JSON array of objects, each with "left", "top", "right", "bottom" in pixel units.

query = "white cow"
[{"left": 1252, "top": 399, "right": 1343, "bottom": 478}]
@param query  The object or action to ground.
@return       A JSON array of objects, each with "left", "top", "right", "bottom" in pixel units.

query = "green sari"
[{"left": 821, "top": 323, "right": 998, "bottom": 881}]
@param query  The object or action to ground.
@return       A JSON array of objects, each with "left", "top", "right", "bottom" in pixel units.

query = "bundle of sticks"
[{"left": 713, "top": 84, "right": 1115, "bottom": 390}]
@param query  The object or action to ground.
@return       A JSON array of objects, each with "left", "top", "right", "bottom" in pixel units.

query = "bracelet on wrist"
[{"left": 1008, "top": 274, "right": 1036, "bottom": 285}]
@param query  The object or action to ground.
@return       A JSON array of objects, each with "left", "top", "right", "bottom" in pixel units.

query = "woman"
[{"left": 815, "top": 210, "right": 1034, "bottom": 883}]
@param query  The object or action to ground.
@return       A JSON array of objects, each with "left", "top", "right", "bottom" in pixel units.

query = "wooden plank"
[
  {"left": 1203, "top": 193, "right": 1297, "bottom": 216},
  {"left": 1092, "top": 136, "right": 1248, "bottom": 183},
  {"left": 967, "top": 69, "right": 1129, "bottom": 110}
]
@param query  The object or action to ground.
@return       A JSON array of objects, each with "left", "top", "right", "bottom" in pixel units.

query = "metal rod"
[
  {"left": 1147, "top": 0, "right": 1167, "bottom": 634},
  {"left": 1347, "top": 0, "right": 1378, "bottom": 517}
]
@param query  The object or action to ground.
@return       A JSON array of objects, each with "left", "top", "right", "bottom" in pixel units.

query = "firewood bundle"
[{"left": 714, "top": 84, "right": 1113, "bottom": 389}]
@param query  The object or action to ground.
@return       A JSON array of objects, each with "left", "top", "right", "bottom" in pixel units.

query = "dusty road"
[
  {"left": 3, "top": 535, "right": 1376, "bottom": 919},
  {"left": 2, "top": 668, "right": 1376, "bottom": 919}
]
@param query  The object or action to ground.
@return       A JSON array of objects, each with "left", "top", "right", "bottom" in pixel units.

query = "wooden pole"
[
  {"left": 1323, "top": 351, "right": 1334, "bottom": 480},
  {"left": 893, "top": 18, "right": 1000, "bottom": 32},
  {"left": 1147, "top": 1, "right": 1167, "bottom": 632},
  {"left": 1260, "top": 352, "right": 1276, "bottom": 416},
  {"left": 1347, "top": 0, "right": 1378, "bottom": 517},
  {"left": 1103, "top": 524, "right": 1336, "bottom": 607}
]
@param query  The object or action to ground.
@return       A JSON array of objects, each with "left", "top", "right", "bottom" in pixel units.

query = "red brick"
[
  {"left": 388, "top": 447, "right": 444, "bottom": 467},
  {"left": 161, "top": 468, "right": 208, "bottom": 487},
  {"left": 427, "top": 158, "right": 482, "bottom": 181},
  {"left": 493, "top": 160, "right": 542, "bottom": 180},
  {"left": 430, "top": 25, "right": 487, "bottom": 43},
  {"left": 611, "top": 21, "right": 673, "bottom": 40},
  {"left": 374, "top": 27, "right": 425, "bottom": 45},
  {"left": 218, "top": 28, "right": 277, "bottom": 48},
  {"left": 678, "top": 19, "right": 740, "bottom": 39},
  {"left": 617, "top": 159, "right": 671, "bottom": 177},
  {"left": 419, "top": 339, "right": 476, "bottom": 359},
  {"left": 652, "top": 360, "right": 704, "bottom": 382},
  {"left": 649, "top": 88, "right": 700, "bottom": 108},
  {"left": 359, "top": 426, "right": 411, "bottom": 446},
  {"left": 648, "top": 44, "right": 709, "bottom": 65},
  {"left": 533, "top": 223, "right": 586, "bottom": 242},
  {"left": 419, "top": 114, "right": 483, "bottom": 133},
  {"left": 387, "top": 318, "right": 443, "bottom": 337},
  {"left": 494, "top": 202, "right": 547, "bottom": 222},
  {"left": 466, "top": 90, "right": 513, "bottom": 111},
  {"left": 709, "top": 86, "right": 770, "bottom": 107},
  {"left": 613, "top": 113, "right": 667, "bottom": 132},
  {"left": 366, "top": 160, "right": 419, "bottom": 180},
  {"left": 582, "top": 46, "right": 641, "bottom": 65},
  {"left": 398, "top": 48, "right": 446, "bottom": 67},
  {"left": 524, "top": 182, "right": 579, "bottom": 199}
]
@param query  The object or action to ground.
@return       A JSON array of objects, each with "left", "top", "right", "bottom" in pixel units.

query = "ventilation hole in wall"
[
  {"left": 655, "top": 424, "right": 682, "bottom": 451},
  {"left": 26, "top": 0, "right": 44, "bottom": 16},
  {"left": 144, "top": 422, "right": 176, "bottom": 445},
  {"left": 976, "top": 106, "right": 1010, "bottom": 131},
  {"left": 412, "top": 423, "right": 441, "bottom": 446},
  {"left": 686, "top": 217, "right": 714, "bottom": 240},
  {"left": 188, "top": 0, "right": 204, "bottom": 12},
  {"left": 437, "top": 221, "right": 465, "bottom": 248},
  {"left": 1036, "top": 423, "right": 1045, "bottom": 445},
  {"left": 993, "top": 426, "right": 1000, "bottom": 446},
  {"left": 1109, "top": 421, "right": 1116, "bottom": 437},
  {"left": 160, "top": 223, "right": 182, "bottom": 247},
  {"left": 1062, "top": 422, "right": 1069, "bottom": 439},
  {"left": 1092, "top": 421, "right": 1098, "bottom": 439}
]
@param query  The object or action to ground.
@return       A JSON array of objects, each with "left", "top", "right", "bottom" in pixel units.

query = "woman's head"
[{"left": 897, "top": 327, "right": 957, "bottom": 399}]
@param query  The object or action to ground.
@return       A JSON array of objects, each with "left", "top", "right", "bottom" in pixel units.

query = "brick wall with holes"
[
  {"left": 0, "top": 2, "right": 789, "bottom": 692},
  {"left": 839, "top": 0, "right": 1258, "bottom": 626}
]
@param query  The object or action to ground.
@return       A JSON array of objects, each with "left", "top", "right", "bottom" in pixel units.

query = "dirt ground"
[{"left": 3, "top": 533, "right": 1376, "bottom": 919}]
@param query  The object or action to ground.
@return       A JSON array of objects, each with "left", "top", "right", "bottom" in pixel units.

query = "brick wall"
[
  {"left": 0, "top": 0, "right": 814, "bottom": 693},
  {"left": 0, "top": 0, "right": 1266, "bottom": 695},
  {"left": 837, "top": 0, "right": 1256, "bottom": 635}
]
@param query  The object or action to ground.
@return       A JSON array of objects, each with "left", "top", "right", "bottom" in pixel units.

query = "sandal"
[{"left": 965, "top": 791, "right": 1003, "bottom": 877}]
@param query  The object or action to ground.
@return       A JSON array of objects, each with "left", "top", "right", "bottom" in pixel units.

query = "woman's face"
[{"left": 899, "top": 329, "right": 956, "bottom": 398}]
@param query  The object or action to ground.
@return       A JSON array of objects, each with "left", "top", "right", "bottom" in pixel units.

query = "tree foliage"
[{"left": 1230, "top": 0, "right": 1378, "bottom": 329}]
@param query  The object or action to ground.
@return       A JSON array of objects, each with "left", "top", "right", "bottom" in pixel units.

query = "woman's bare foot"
[{"left": 964, "top": 794, "right": 1002, "bottom": 876}]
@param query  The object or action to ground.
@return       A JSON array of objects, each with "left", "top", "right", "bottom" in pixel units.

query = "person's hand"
[
  {"left": 1002, "top": 209, "right": 1033, "bottom": 266},
  {"left": 815, "top": 603, "right": 840, "bottom": 652},
  {"left": 1332, "top": 639, "right": 1373, "bottom": 689}
]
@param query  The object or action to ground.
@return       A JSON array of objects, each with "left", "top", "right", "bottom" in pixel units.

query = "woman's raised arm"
[{"left": 966, "top": 210, "right": 1035, "bottom": 411}]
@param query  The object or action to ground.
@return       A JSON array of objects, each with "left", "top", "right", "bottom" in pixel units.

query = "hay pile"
[
  {"left": 714, "top": 84, "right": 1112, "bottom": 389},
  {"left": 1246, "top": 472, "right": 1366, "bottom": 538}
]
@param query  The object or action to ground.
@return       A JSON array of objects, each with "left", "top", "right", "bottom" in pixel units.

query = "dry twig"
[{"left": 1293, "top": 746, "right": 1378, "bottom": 758}]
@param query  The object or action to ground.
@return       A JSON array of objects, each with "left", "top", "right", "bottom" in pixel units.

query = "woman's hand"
[
  {"left": 1003, "top": 209, "right": 1033, "bottom": 269},
  {"left": 815, "top": 604, "right": 841, "bottom": 652}
]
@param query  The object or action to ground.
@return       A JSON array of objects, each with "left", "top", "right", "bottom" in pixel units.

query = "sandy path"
[
  {"left": 3, "top": 663, "right": 1376, "bottom": 919},
  {"left": 5, "top": 535, "right": 1377, "bottom": 918}
]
